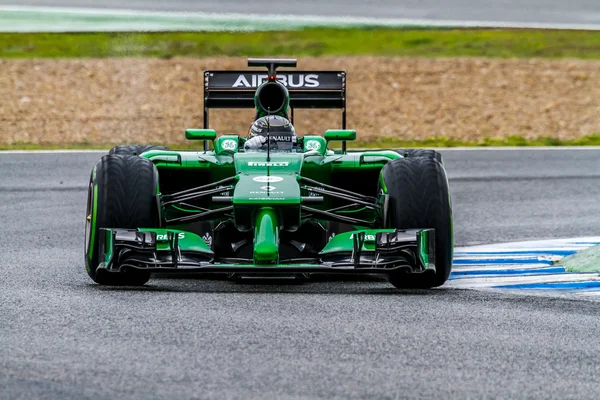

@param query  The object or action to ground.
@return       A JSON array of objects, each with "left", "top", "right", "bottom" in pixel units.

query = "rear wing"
[{"left": 203, "top": 70, "right": 347, "bottom": 129}]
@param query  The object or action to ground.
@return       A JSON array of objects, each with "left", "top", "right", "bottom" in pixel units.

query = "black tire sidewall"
[
  {"left": 381, "top": 157, "right": 453, "bottom": 288},
  {"left": 85, "top": 154, "right": 159, "bottom": 284}
]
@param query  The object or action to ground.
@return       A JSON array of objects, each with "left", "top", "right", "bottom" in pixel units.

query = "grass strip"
[{"left": 3, "top": 29, "right": 600, "bottom": 59}]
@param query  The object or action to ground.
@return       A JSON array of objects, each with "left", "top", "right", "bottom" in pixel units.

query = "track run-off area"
[
  {"left": 2, "top": 148, "right": 600, "bottom": 399},
  {"left": 5, "top": 0, "right": 600, "bottom": 31}
]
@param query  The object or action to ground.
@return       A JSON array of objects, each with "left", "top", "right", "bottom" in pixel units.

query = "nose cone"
[
  {"left": 254, "top": 207, "right": 279, "bottom": 264},
  {"left": 233, "top": 153, "right": 303, "bottom": 206},
  {"left": 254, "top": 242, "right": 279, "bottom": 263}
]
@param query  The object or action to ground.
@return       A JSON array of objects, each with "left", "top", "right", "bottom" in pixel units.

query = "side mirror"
[
  {"left": 324, "top": 129, "right": 356, "bottom": 142},
  {"left": 185, "top": 129, "right": 217, "bottom": 141},
  {"left": 324, "top": 129, "right": 356, "bottom": 152}
]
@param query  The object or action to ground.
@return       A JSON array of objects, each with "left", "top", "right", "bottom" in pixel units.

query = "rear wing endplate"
[{"left": 203, "top": 70, "right": 347, "bottom": 129}]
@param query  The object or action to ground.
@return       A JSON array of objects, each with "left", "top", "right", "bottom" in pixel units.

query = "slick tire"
[
  {"left": 380, "top": 157, "right": 453, "bottom": 288},
  {"left": 84, "top": 154, "right": 160, "bottom": 286},
  {"left": 108, "top": 145, "right": 169, "bottom": 156},
  {"left": 396, "top": 149, "right": 444, "bottom": 165}
]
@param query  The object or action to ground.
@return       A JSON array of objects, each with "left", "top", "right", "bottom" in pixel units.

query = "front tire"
[
  {"left": 380, "top": 157, "right": 453, "bottom": 288},
  {"left": 84, "top": 154, "right": 160, "bottom": 285}
]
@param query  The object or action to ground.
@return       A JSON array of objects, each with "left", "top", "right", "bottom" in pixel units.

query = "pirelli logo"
[{"left": 248, "top": 162, "right": 290, "bottom": 167}]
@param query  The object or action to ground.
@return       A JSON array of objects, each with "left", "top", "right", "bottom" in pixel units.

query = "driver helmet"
[{"left": 248, "top": 115, "right": 297, "bottom": 150}]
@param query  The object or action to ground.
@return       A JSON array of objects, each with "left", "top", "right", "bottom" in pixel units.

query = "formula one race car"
[{"left": 84, "top": 58, "right": 453, "bottom": 288}]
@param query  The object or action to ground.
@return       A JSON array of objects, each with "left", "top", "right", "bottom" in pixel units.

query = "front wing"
[{"left": 95, "top": 228, "right": 435, "bottom": 276}]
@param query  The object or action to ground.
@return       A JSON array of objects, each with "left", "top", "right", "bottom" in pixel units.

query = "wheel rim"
[{"left": 85, "top": 182, "right": 93, "bottom": 255}]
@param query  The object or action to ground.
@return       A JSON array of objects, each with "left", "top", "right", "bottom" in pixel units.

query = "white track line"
[
  {"left": 446, "top": 273, "right": 600, "bottom": 289},
  {"left": 2, "top": 147, "right": 600, "bottom": 155},
  {"left": 457, "top": 237, "right": 600, "bottom": 253},
  {"left": 575, "top": 291, "right": 600, "bottom": 297},
  {"left": 454, "top": 264, "right": 559, "bottom": 272},
  {"left": 437, "top": 147, "right": 600, "bottom": 151},
  {"left": 0, "top": 150, "right": 108, "bottom": 154}
]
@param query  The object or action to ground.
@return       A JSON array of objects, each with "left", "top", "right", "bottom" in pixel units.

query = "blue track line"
[{"left": 449, "top": 239, "right": 600, "bottom": 293}]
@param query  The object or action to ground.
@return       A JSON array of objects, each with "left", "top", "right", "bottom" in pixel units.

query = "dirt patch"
[{"left": 1, "top": 56, "right": 600, "bottom": 145}]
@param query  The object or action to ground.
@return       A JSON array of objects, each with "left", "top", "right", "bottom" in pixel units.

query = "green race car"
[{"left": 84, "top": 58, "right": 453, "bottom": 288}]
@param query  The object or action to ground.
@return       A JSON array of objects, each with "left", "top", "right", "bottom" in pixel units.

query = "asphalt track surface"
[
  {"left": 2, "top": 149, "right": 600, "bottom": 399},
  {"left": 4, "top": 0, "right": 600, "bottom": 26}
]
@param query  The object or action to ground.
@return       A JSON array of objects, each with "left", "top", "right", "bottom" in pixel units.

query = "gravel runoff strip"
[{"left": 2, "top": 56, "right": 600, "bottom": 146}]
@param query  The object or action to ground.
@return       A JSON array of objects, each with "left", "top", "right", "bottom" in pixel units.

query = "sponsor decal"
[
  {"left": 309, "top": 186, "right": 325, "bottom": 197},
  {"left": 221, "top": 139, "right": 237, "bottom": 151},
  {"left": 248, "top": 197, "right": 285, "bottom": 201},
  {"left": 202, "top": 232, "right": 212, "bottom": 247},
  {"left": 233, "top": 74, "right": 320, "bottom": 88},
  {"left": 217, "top": 185, "right": 230, "bottom": 196},
  {"left": 269, "top": 135, "right": 292, "bottom": 142},
  {"left": 349, "top": 233, "right": 377, "bottom": 241},
  {"left": 328, "top": 233, "right": 336, "bottom": 242},
  {"left": 253, "top": 176, "right": 284, "bottom": 183},
  {"left": 305, "top": 140, "right": 321, "bottom": 151},
  {"left": 251, "top": 185, "right": 283, "bottom": 194},
  {"left": 248, "top": 161, "right": 289, "bottom": 167},
  {"left": 156, "top": 232, "right": 185, "bottom": 241}
]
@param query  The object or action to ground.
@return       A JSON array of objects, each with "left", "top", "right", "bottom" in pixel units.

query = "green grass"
[
  {"left": 3, "top": 135, "right": 600, "bottom": 150},
  {"left": 4, "top": 28, "right": 600, "bottom": 58}
]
